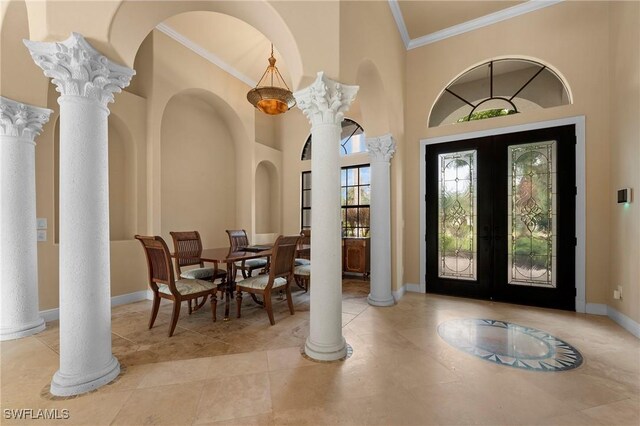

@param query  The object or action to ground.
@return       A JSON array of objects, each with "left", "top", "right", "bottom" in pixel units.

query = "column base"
[
  {"left": 304, "top": 336, "right": 348, "bottom": 361},
  {"left": 50, "top": 356, "right": 120, "bottom": 397},
  {"left": 0, "top": 317, "right": 46, "bottom": 341},
  {"left": 367, "top": 294, "right": 395, "bottom": 307}
]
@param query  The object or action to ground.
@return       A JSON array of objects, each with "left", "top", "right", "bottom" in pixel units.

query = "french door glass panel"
[
  {"left": 438, "top": 150, "right": 477, "bottom": 280},
  {"left": 507, "top": 140, "right": 557, "bottom": 288}
]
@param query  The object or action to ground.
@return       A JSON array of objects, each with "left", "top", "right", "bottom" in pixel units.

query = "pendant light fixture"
[{"left": 246, "top": 44, "right": 295, "bottom": 115}]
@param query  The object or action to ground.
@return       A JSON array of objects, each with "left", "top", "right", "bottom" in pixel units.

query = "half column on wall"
[
  {"left": 24, "top": 33, "right": 135, "bottom": 396},
  {"left": 0, "top": 97, "right": 52, "bottom": 341},
  {"left": 294, "top": 72, "right": 358, "bottom": 361}
]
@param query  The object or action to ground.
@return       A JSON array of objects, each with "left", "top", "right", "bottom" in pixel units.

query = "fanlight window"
[
  {"left": 429, "top": 59, "right": 570, "bottom": 127},
  {"left": 301, "top": 118, "right": 365, "bottom": 160}
]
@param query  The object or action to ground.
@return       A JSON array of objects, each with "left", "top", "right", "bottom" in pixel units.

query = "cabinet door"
[{"left": 343, "top": 239, "right": 366, "bottom": 273}]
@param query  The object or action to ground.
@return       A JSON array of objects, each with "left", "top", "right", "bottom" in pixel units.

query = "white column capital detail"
[
  {"left": 23, "top": 33, "right": 135, "bottom": 107},
  {"left": 294, "top": 72, "right": 358, "bottom": 127},
  {"left": 366, "top": 133, "right": 396, "bottom": 163},
  {"left": 0, "top": 96, "right": 52, "bottom": 142}
]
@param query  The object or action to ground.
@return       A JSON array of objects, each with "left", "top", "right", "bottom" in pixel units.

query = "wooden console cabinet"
[{"left": 342, "top": 237, "right": 370, "bottom": 277}]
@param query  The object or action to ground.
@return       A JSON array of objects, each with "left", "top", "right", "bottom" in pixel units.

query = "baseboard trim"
[
  {"left": 607, "top": 306, "right": 640, "bottom": 339},
  {"left": 585, "top": 303, "right": 608, "bottom": 316},
  {"left": 39, "top": 290, "right": 149, "bottom": 323},
  {"left": 392, "top": 285, "right": 406, "bottom": 301},
  {"left": 405, "top": 283, "right": 421, "bottom": 293}
]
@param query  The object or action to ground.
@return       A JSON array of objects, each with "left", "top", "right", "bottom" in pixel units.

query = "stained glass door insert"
[
  {"left": 508, "top": 141, "right": 557, "bottom": 287},
  {"left": 438, "top": 151, "right": 477, "bottom": 280}
]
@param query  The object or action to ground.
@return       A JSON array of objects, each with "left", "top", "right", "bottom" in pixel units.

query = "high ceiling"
[
  {"left": 161, "top": 12, "right": 291, "bottom": 88},
  {"left": 158, "top": 2, "right": 549, "bottom": 88},
  {"left": 397, "top": 0, "right": 524, "bottom": 39}
]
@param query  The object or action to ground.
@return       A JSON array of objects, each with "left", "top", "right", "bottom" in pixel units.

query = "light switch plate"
[
  {"left": 37, "top": 230, "right": 47, "bottom": 242},
  {"left": 36, "top": 218, "right": 47, "bottom": 230}
]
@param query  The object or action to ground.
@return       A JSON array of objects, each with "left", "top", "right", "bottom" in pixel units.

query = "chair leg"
[
  {"left": 169, "top": 300, "right": 181, "bottom": 337},
  {"left": 188, "top": 299, "right": 193, "bottom": 315},
  {"left": 242, "top": 269, "right": 249, "bottom": 279},
  {"left": 249, "top": 293, "right": 264, "bottom": 306},
  {"left": 264, "top": 291, "right": 275, "bottom": 325},
  {"left": 236, "top": 290, "right": 243, "bottom": 318},
  {"left": 285, "top": 285, "right": 295, "bottom": 315},
  {"left": 294, "top": 275, "right": 305, "bottom": 291},
  {"left": 210, "top": 293, "right": 217, "bottom": 322},
  {"left": 149, "top": 293, "right": 161, "bottom": 329}
]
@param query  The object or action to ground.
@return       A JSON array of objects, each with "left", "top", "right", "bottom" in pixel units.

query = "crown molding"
[
  {"left": 388, "top": 0, "right": 563, "bottom": 51},
  {"left": 387, "top": 0, "right": 410, "bottom": 49},
  {"left": 155, "top": 23, "right": 256, "bottom": 87}
]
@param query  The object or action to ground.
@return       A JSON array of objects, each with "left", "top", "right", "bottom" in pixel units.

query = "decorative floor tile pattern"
[
  {"left": 1, "top": 280, "right": 638, "bottom": 425},
  {"left": 438, "top": 318, "right": 584, "bottom": 371}
]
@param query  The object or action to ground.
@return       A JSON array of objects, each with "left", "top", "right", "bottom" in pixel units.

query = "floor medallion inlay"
[{"left": 437, "top": 318, "right": 583, "bottom": 371}]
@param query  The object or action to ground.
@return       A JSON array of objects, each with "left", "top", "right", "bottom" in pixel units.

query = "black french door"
[{"left": 425, "top": 125, "right": 576, "bottom": 310}]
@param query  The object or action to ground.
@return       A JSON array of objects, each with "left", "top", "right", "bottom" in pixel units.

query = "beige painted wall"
[
  {"left": 405, "top": 1, "right": 627, "bottom": 315},
  {"left": 160, "top": 92, "right": 237, "bottom": 249},
  {"left": 608, "top": 1, "right": 640, "bottom": 322},
  {"left": 254, "top": 142, "right": 282, "bottom": 244},
  {"left": 0, "top": 0, "right": 48, "bottom": 106},
  {"left": 339, "top": 0, "right": 406, "bottom": 291}
]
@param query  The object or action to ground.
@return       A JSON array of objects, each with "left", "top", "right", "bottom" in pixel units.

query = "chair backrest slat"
[
  {"left": 226, "top": 229, "right": 249, "bottom": 252},
  {"left": 270, "top": 235, "right": 300, "bottom": 281},
  {"left": 170, "top": 231, "right": 205, "bottom": 275},
  {"left": 135, "top": 235, "right": 176, "bottom": 293}
]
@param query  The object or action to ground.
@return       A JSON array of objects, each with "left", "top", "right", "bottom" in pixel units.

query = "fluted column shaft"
[
  {"left": 295, "top": 72, "right": 358, "bottom": 361},
  {"left": 366, "top": 134, "right": 396, "bottom": 306},
  {"left": 25, "top": 33, "right": 135, "bottom": 396},
  {"left": 0, "top": 97, "right": 52, "bottom": 340}
]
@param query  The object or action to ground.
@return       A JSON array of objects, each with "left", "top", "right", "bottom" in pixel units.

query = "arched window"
[
  {"left": 429, "top": 59, "right": 570, "bottom": 127},
  {"left": 300, "top": 118, "right": 365, "bottom": 160}
]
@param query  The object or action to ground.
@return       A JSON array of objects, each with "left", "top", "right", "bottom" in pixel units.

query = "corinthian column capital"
[
  {"left": 24, "top": 33, "right": 135, "bottom": 108},
  {"left": 366, "top": 133, "right": 396, "bottom": 163},
  {"left": 294, "top": 72, "right": 358, "bottom": 127},
  {"left": 0, "top": 96, "right": 52, "bottom": 142}
]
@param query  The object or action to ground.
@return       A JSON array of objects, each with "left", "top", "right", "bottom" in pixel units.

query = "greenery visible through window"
[
  {"left": 429, "top": 58, "right": 571, "bottom": 127},
  {"left": 457, "top": 108, "right": 517, "bottom": 123},
  {"left": 301, "top": 164, "right": 371, "bottom": 238}
]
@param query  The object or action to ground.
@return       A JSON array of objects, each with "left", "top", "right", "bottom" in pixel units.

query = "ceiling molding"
[
  {"left": 388, "top": 0, "right": 563, "bottom": 51},
  {"left": 155, "top": 23, "right": 257, "bottom": 87},
  {"left": 387, "top": 0, "right": 410, "bottom": 49}
]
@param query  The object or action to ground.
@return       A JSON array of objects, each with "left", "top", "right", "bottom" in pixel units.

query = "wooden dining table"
[{"left": 199, "top": 244, "right": 310, "bottom": 321}]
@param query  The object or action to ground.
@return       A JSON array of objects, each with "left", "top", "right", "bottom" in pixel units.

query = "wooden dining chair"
[
  {"left": 170, "top": 231, "right": 226, "bottom": 313},
  {"left": 294, "top": 264, "right": 311, "bottom": 292},
  {"left": 236, "top": 235, "right": 299, "bottom": 325},
  {"left": 135, "top": 235, "right": 219, "bottom": 337},
  {"left": 295, "top": 229, "right": 311, "bottom": 266},
  {"left": 225, "top": 229, "right": 269, "bottom": 278}
]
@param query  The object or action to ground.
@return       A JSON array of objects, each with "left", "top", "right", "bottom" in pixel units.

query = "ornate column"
[
  {"left": 294, "top": 72, "right": 358, "bottom": 361},
  {"left": 24, "top": 33, "right": 135, "bottom": 396},
  {"left": 0, "top": 97, "right": 52, "bottom": 341},
  {"left": 365, "top": 134, "right": 396, "bottom": 306}
]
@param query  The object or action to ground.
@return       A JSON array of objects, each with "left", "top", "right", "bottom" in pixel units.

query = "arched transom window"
[
  {"left": 429, "top": 59, "right": 571, "bottom": 127},
  {"left": 300, "top": 118, "right": 365, "bottom": 160}
]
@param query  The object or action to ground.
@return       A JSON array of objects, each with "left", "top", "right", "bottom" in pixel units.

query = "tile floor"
[{"left": 1, "top": 279, "right": 639, "bottom": 425}]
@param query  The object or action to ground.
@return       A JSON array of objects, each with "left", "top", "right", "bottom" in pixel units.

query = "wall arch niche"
[
  {"left": 429, "top": 58, "right": 572, "bottom": 127},
  {"left": 254, "top": 161, "right": 280, "bottom": 235},
  {"left": 54, "top": 114, "right": 137, "bottom": 242},
  {"left": 356, "top": 59, "right": 390, "bottom": 137},
  {"left": 160, "top": 89, "right": 238, "bottom": 248}
]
